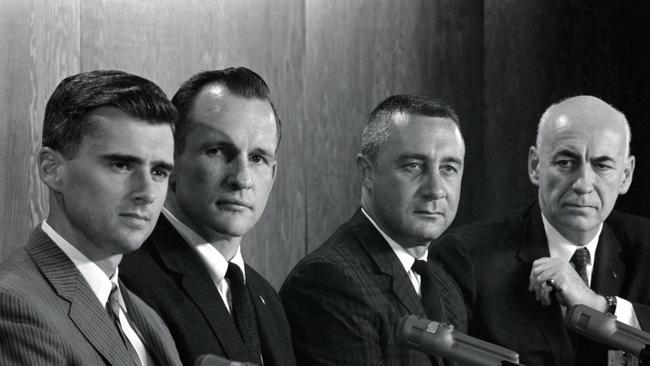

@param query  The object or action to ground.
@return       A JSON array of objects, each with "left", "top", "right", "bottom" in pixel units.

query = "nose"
[
  {"left": 421, "top": 168, "right": 446, "bottom": 200},
  {"left": 226, "top": 156, "right": 253, "bottom": 190},
  {"left": 131, "top": 169, "right": 157, "bottom": 204},
  {"left": 571, "top": 163, "right": 595, "bottom": 195}
]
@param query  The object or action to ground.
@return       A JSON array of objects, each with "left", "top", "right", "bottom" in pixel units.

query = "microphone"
[
  {"left": 397, "top": 315, "right": 523, "bottom": 366},
  {"left": 564, "top": 304, "right": 650, "bottom": 362},
  {"left": 194, "top": 354, "right": 258, "bottom": 366}
]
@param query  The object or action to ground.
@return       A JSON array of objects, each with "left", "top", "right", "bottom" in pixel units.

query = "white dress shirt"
[
  {"left": 361, "top": 208, "right": 428, "bottom": 295},
  {"left": 541, "top": 214, "right": 639, "bottom": 327},
  {"left": 41, "top": 220, "right": 152, "bottom": 365},
  {"left": 162, "top": 207, "right": 246, "bottom": 313}
]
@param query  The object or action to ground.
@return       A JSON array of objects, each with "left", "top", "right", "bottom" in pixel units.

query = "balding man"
[{"left": 432, "top": 95, "right": 650, "bottom": 366}]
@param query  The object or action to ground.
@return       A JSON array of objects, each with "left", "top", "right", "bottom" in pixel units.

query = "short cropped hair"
[
  {"left": 171, "top": 67, "right": 281, "bottom": 154},
  {"left": 360, "top": 94, "right": 462, "bottom": 162},
  {"left": 42, "top": 70, "right": 177, "bottom": 159}
]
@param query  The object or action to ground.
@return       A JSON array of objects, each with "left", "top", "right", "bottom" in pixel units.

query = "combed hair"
[
  {"left": 360, "top": 94, "right": 462, "bottom": 162},
  {"left": 536, "top": 96, "right": 632, "bottom": 156},
  {"left": 171, "top": 67, "right": 281, "bottom": 154},
  {"left": 42, "top": 70, "right": 177, "bottom": 158}
]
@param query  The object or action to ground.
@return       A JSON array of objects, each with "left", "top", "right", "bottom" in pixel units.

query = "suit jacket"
[
  {"left": 431, "top": 202, "right": 650, "bottom": 366},
  {"left": 0, "top": 227, "right": 182, "bottom": 366},
  {"left": 120, "top": 215, "right": 296, "bottom": 366},
  {"left": 280, "top": 208, "right": 468, "bottom": 366}
]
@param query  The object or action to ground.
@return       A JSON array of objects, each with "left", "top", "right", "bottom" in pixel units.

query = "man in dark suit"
[
  {"left": 120, "top": 67, "right": 295, "bottom": 366},
  {"left": 0, "top": 70, "right": 181, "bottom": 365},
  {"left": 432, "top": 95, "right": 650, "bottom": 366},
  {"left": 280, "top": 95, "right": 468, "bottom": 365}
]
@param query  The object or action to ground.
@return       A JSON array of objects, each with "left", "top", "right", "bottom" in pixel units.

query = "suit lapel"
[
  {"left": 349, "top": 209, "right": 425, "bottom": 316},
  {"left": 121, "top": 284, "right": 165, "bottom": 366},
  {"left": 150, "top": 217, "right": 250, "bottom": 361},
  {"left": 247, "top": 269, "right": 281, "bottom": 366},
  {"left": 26, "top": 228, "right": 133, "bottom": 366},
  {"left": 517, "top": 204, "right": 575, "bottom": 366},
  {"left": 591, "top": 224, "right": 625, "bottom": 296}
]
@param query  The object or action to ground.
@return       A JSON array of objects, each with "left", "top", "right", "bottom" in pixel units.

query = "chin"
[{"left": 213, "top": 221, "right": 253, "bottom": 238}]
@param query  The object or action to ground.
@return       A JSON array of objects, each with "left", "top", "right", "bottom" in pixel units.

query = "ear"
[
  {"left": 619, "top": 155, "right": 635, "bottom": 194},
  {"left": 168, "top": 169, "right": 177, "bottom": 192},
  {"left": 528, "top": 146, "right": 541, "bottom": 186},
  {"left": 356, "top": 153, "right": 374, "bottom": 191},
  {"left": 270, "top": 160, "right": 278, "bottom": 181},
  {"left": 38, "top": 147, "right": 66, "bottom": 192}
]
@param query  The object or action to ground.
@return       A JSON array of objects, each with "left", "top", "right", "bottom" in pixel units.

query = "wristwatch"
[{"left": 605, "top": 295, "right": 617, "bottom": 314}]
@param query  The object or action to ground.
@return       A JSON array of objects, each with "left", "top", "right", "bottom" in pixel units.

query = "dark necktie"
[
  {"left": 107, "top": 284, "right": 142, "bottom": 366},
  {"left": 225, "top": 262, "right": 262, "bottom": 362},
  {"left": 570, "top": 247, "right": 591, "bottom": 286},
  {"left": 411, "top": 260, "right": 445, "bottom": 322}
]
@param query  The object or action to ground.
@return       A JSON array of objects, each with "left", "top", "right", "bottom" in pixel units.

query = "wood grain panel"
[
  {"left": 304, "top": 0, "right": 483, "bottom": 251},
  {"left": 0, "top": 0, "right": 80, "bottom": 260},
  {"left": 81, "top": 0, "right": 305, "bottom": 288},
  {"left": 482, "top": 0, "right": 628, "bottom": 220}
]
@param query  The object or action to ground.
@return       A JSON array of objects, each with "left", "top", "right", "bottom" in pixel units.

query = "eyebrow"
[
  {"left": 397, "top": 153, "right": 463, "bottom": 166},
  {"left": 101, "top": 153, "right": 174, "bottom": 171},
  {"left": 553, "top": 149, "right": 616, "bottom": 163}
]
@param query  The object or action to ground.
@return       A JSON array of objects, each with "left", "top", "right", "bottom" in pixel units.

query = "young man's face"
[
  {"left": 172, "top": 86, "right": 278, "bottom": 240},
  {"left": 52, "top": 106, "right": 174, "bottom": 261}
]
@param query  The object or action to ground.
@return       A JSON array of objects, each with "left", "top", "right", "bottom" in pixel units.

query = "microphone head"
[{"left": 565, "top": 304, "right": 650, "bottom": 357}]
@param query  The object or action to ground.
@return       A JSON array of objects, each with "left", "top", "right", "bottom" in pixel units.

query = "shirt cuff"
[{"left": 614, "top": 297, "right": 640, "bottom": 328}]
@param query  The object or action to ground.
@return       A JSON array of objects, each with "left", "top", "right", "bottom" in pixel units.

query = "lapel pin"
[
  {"left": 611, "top": 270, "right": 618, "bottom": 279},
  {"left": 259, "top": 295, "right": 266, "bottom": 305}
]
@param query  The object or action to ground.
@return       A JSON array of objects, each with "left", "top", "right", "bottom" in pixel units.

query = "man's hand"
[{"left": 528, "top": 257, "right": 607, "bottom": 311}]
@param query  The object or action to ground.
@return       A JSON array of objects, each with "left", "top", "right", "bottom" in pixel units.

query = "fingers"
[{"left": 528, "top": 257, "right": 565, "bottom": 306}]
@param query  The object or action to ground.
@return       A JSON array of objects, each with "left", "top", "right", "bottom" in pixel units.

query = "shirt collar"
[
  {"left": 541, "top": 213, "right": 601, "bottom": 264},
  {"left": 41, "top": 220, "right": 116, "bottom": 310},
  {"left": 162, "top": 207, "right": 246, "bottom": 283},
  {"left": 360, "top": 207, "right": 427, "bottom": 273}
]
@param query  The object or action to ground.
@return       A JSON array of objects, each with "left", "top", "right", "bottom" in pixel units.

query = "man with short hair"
[
  {"left": 432, "top": 95, "right": 650, "bottom": 366},
  {"left": 121, "top": 67, "right": 295, "bottom": 366},
  {"left": 0, "top": 70, "right": 182, "bottom": 366},
  {"left": 281, "top": 94, "right": 468, "bottom": 365}
]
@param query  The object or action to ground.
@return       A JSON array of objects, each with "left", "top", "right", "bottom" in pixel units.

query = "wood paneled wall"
[{"left": 1, "top": 0, "right": 648, "bottom": 288}]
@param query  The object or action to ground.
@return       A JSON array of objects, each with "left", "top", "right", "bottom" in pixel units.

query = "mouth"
[
  {"left": 119, "top": 212, "right": 150, "bottom": 221},
  {"left": 216, "top": 199, "right": 252, "bottom": 211},
  {"left": 414, "top": 210, "right": 443, "bottom": 217},
  {"left": 563, "top": 203, "right": 596, "bottom": 210}
]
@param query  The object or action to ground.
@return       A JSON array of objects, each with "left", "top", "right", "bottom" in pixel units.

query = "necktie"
[
  {"left": 411, "top": 260, "right": 445, "bottom": 322},
  {"left": 225, "top": 262, "right": 262, "bottom": 362},
  {"left": 107, "top": 284, "right": 142, "bottom": 366},
  {"left": 570, "top": 247, "right": 591, "bottom": 286}
]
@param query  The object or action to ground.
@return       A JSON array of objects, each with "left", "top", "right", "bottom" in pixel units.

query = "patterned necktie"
[
  {"left": 411, "top": 260, "right": 445, "bottom": 322},
  {"left": 225, "top": 262, "right": 262, "bottom": 362},
  {"left": 570, "top": 247, "right": 591, "bottom": 286},
  {"left": 107, "top": 284, "right": 142, "bottom": 366}
]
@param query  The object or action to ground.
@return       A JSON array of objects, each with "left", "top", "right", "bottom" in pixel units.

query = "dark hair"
[
  {"left": 360, "top": 94, "right": 462, "bottom": 161},
  {"left": 42, "top": 70, "right": 177, "bottom": 158},
  {"left": 171, "top": 67, "right": 281, "bottom": 154}
]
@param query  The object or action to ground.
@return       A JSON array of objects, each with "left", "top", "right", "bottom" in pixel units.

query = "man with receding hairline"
[
  {"left": 433, "top": 95, "right": 650, "bottom": 366},
  {"left": 281, "top": 94, "right": 467, "bottom": 366},
  {"left": 121, "top": 67, "right": 295, "bottom": 366}
]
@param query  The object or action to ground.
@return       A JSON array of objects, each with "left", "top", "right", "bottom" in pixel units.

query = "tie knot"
[
  {"left": 570, "top": 247, "right": 591, "bottom": 270},
  {"left": 411, "top": 259, "right": 430, "bottom": 277},
  {"left": 226, "top": 262, "right": 245, "bottom": 283}
]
